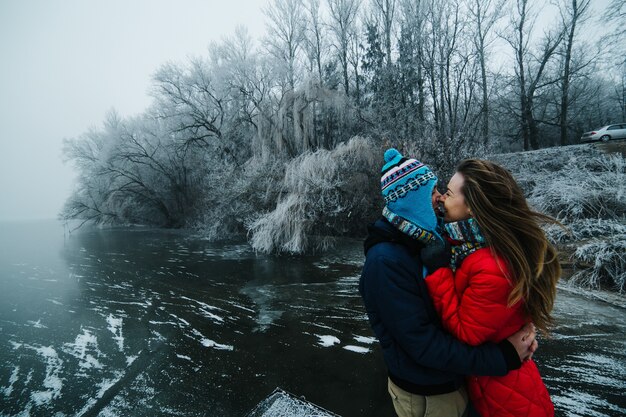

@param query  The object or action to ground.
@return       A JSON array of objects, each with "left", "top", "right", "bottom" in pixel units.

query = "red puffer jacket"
[{"left": 426, "top": 248, "right": 554, "bottom": 417}]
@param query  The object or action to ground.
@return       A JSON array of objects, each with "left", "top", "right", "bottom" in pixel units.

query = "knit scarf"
[
  {"left": 444, "top": 218, "right": 487, "bottom": 270},
  {"left": 382, "top": 206, "right": 438, "bottom": 246}
]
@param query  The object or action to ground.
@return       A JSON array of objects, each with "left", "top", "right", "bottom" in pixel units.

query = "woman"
[{"left": 425, "top": 159, "right": 559, "bottom": 417}]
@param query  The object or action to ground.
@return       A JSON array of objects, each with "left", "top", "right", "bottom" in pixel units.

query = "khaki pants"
[{"left": 387, "top": 378, "right": 469, "bottom": 417}]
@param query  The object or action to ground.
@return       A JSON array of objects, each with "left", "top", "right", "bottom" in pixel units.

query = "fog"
[
  {"left": 0, "top": 0, "right": 265, "bottom": 221},
  {"left": 0, "top": 0, "right": 614, "bottom": 222}
]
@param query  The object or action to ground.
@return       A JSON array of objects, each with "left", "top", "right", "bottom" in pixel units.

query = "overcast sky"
[
  {"left": 0, "top": 0, "right": 267, "bottom": 221},
  {"left": 0, "top": 0, "right": 614, "bottom": 222}
]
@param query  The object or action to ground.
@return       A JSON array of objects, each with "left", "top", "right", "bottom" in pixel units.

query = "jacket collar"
[{"left": 364, "top": 218, "right": 424, "bottom": 256}]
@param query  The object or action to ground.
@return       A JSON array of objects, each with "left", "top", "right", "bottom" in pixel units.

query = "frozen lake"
[{"left": 0, "top": 220, "right": 624, "bottom": 416}]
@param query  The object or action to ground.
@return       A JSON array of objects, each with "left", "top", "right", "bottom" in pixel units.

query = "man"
[{"left": 359, "top": 149, "right": 536, "bottom": 417}]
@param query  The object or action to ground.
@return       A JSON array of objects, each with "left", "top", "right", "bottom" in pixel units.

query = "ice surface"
[
  {"left": 552, "top": 389, "right": 626, "bottom": 417},
  {"left": 169, "top": 313, "right": 191, "bottom": 327},
  {"left": 226, "top": 301, "right": 256, "bottom": 313},
  {"left": 3, "top": 225, "right": 623, "bottom": 417},
  {"left": 179, "top": 296, "right": 227, "bottom": 312},
  {"left": 27, "top": 319, "right": 47, "bottom": 328}
]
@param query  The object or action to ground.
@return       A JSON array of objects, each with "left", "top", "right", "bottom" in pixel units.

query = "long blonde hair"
[{"left": 456, "top": 159, "right": 560, "bottom": 333}]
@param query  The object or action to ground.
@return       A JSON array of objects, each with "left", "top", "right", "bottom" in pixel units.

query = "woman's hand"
[{"left": 507, "top": 323, "right": 538, "bottom": 362}]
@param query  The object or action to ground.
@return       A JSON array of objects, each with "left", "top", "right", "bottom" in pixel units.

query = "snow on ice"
[
  {"left": 29, "top": 345, "right": 63, "bottom": 406},
  {"left": 353, "top": 335, "right": 376, "bottom": 345},
  {"left": 106, "top": 314, "right": 124, "bottom": 352},
  {"left": 343, "top": 345, "right": 370, "bottom": 354},
  {"left": 316, "top": 335, "right": 341, "bottom": 347},
  {"left": 63, "top": 328, "right": 103, "bottom": 370}
]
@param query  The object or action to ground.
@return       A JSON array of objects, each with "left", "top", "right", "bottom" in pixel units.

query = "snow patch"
[
  {"left": 191, "top": 329, "right": 233, "bottom": 351},
  {"left": 226, "top": 302, "right": 256, "bottom": 313},
  {"left": 63, "top": 328, "right": 103, "bottom": 370},
  {"left": 353, "top": 335, "right": 377, "bottom": 345},
  {"left": 316, "top": 335, "right": 340, "bottom": 347},
  {"left": 97, "top": 375, "right": 122, "bottom": 398},
  {"left": 176, "top": 354, "right": 192, "bottom": 361},
  {"left": 169, "top": 313, "right": 190, "bottom": 327},
  {"left": 2, "top": 366, "right": 19, "bottom": 396},
  {"left": 73, "top": 371, "right": 125, "bottom": 417},
  {"left": 200, "top": 337, "right": 233, "bottom": 351},
  {"left": 198, "top": 309, "right": 225, "bottom": 323},
  {"left": 29, "top": 346, "right": 63, "bottom": 405},
  {"left": 180, "top": 295, "right": 227, "bottom": 313},
  {"left": 343, "top": 345, "right": 370, "bottom": 354},
  {"left": 106, "top": 314, "right": 124, "bottom": 351}
]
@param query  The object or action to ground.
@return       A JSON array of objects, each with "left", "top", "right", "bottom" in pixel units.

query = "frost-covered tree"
[
  {"left": 247, "top": 136, "right": 380, "bottom": 253},
  {"left": 327, "top": 0, "right": 360, "bottom": 95},
  {"left": 208, "top": 27, "right": 277, "bottom": 160},
  {"left": 152, "top": 59, "right": 230, "bottom": 153},
  {"left": 61, "top": 0, "right": 625, "bottom": 265},
  {"left": 467, "top": 0, "right": 504, "bottom": 145},
  {"left": 602, "top": 0, "right": 626, "bottom": 68},
  {"left": 371, "top": 0, "right": 397, "bottom": 69},
  {"left": 503, "top": 0, "right": 565, "bottom": 150},
  {"left": 62, "top": 111, "right": 206, "bottom": 228},
  {"left": 557, "top": 0, "right": 592, "bottom": 146},
  {"left": 304, "top": 0, "right": 325, "bottom": 84},
  {"left": 263, "top": 0, "right": 307, "bottom": 91}
]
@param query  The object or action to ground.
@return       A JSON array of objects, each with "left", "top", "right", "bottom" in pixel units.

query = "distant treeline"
[{"left": 62, "top": 0, "right": 625, "bottom": 251}]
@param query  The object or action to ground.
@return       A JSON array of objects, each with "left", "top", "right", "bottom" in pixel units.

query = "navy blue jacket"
[{"left": 359, "top": 218, "right": 516, "bottom": 394}]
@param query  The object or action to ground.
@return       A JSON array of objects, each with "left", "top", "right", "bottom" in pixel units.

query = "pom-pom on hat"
[{"left": 381, "top": 148, "right": 441, "bottom": 244}]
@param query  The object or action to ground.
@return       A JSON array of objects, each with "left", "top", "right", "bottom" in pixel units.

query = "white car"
[{"left": 580, "top": 124, "right": 626, "bottom": 142}]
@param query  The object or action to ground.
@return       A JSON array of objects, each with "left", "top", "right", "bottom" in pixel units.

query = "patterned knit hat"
[{"left": 381, "top": 148, "right": 441, "bottom": 244}]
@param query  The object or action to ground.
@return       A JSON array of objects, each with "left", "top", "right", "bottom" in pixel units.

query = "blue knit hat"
[{"left": 381, "top": 148, "right": 441, "bottom": 244}]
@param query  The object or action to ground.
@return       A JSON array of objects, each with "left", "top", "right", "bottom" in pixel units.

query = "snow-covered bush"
[
  {"left": 528, "top": 153, "right": 625, "bottom": 221},
  {"left": 490, "top": 145, "right": 607, "bottom": 195},
  {"left": 493, "top": 145, "right": 625, "bottom": 292},
  {"left": 400, "top": 137, "right": 491, "bottom": 182},
  {"left": 247, "top": 136, "right": 380, "bottom": 253},
  {"left": 570, "top": 236, "right": 626, "bottom": 293},
  {"left": 192, "top": 157, "right": 286, "bottom": 240},
  {"left": 543, "top": 219, "right": 626, "bottom": 243},
  {"left": 493, "top": 146, "right": 625, "bottom": 222},
  {"left": 493, "top": 145, "right": 623, "bottom": 202}
]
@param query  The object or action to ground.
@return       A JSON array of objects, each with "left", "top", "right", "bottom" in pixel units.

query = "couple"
[{"left": 359, "top": 149, "right": 559, "bottom": 417}]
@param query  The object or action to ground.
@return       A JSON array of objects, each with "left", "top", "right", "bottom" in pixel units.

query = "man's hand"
[
  {"left": 420, "top": 239, "right": 451, "bottom": 275},
  {"left": 507, "top": 323, "right": 538, "bottom": 362}
]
